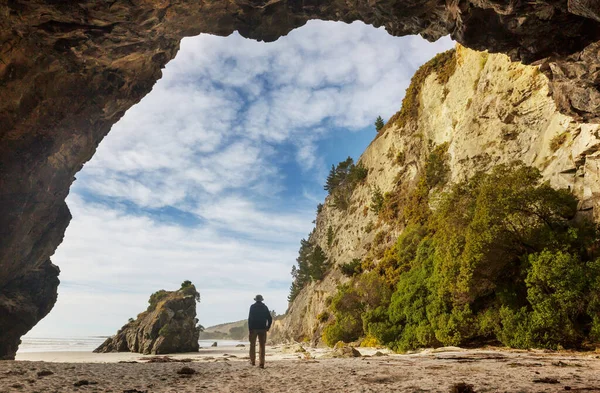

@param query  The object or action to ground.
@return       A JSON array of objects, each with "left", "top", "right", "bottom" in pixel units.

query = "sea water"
[
  {"left": 17, "top": 337, "right": 249, "bottom": 353},
  {"left": 18, "top": 337, "right": 108, "bottom": 353}
]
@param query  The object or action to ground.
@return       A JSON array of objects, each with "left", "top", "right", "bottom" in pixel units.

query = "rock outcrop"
[
  {"left": 271, "top": 44, "right": 600, "bottom": 344},
  {"left": 1, "top": 0, "right": 600, "bottom": 359},
  {"left": 0, "top": 259, "right": 59, "bottom": 360},
  {"left": 94, "top": 283, "right": 200, "bottom": 355}
]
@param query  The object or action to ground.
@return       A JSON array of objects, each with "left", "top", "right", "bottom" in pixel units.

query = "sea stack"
[{"left": 94, "top": 281, "right": 200, "bottom": 355}]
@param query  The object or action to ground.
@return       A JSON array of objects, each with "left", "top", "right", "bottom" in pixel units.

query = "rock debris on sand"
[{"left": 4, "top": 347, "right": 600, "bottom": 392}]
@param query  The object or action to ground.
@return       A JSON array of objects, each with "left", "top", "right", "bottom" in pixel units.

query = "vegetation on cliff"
[
  {"left": 321, "top": 162, "right": 600, "bottom": 350},
  {"left": 324, "top": 157, "right": 368, "bottom": 210},
  {"left": 288, "top": 238, "right": 330, "bottom": 302},
  {"left": 383, "top": 49, "right": 457, "bottom": 133}
]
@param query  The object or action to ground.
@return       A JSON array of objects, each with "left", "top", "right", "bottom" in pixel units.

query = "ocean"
[{"left": 17, "top": 337, "right": 249, "bottom": 353}]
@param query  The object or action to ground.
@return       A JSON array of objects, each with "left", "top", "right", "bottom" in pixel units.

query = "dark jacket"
[{"left": 248, "top": 301, "right": 272, "bottom": 331}]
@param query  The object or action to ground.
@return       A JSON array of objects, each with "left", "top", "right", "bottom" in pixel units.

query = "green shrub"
[
  {"left": 317, "top": 311, "right": 330, "bottom": 323},
  {"left": 148, "top": 290, "right": 169, "bottom": 311},
  {"left": 340, "top": 258, "right": 363, "bottom": 277},
  {"left": 363, "top": 162, "right": 599, "bottom": 352},
  {"left": 180, "top": 281, "right": 201, "bottom": 302}
]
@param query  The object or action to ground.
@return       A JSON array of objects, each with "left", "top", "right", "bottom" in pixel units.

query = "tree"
[
  {"left": 375, "top": 116, "right": 385, "bottom": 132},
  {"left": 370, "top": 185, "right": 384, "bottom": 214},
  {"left": 324, "top": 165, "right": 338, "bottom": 192},
  {"left": 288, "top": 237, "right": 331, "bottom": 301},
  {"left": 327, "top": 226, "right": 335, "bottom": 247}
]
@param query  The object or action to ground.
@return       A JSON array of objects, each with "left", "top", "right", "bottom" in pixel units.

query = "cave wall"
[{"left": 0, "top": 0, "right": 599, "bottom": 359}]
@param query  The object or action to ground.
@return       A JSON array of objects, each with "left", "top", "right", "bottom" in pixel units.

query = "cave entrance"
[{"left": 16, "top": 21, "right": 454, "bottom": 348}]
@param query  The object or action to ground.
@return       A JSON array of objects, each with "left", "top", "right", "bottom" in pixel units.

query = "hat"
[{"left": 254, "top": 294, "right": 264, "bottom": 302}]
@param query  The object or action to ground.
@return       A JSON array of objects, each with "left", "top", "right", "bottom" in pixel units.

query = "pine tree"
[
  {"left": 375, "top": 116, "right": 385, "bottom": 132},
  {"left": 327, "top": 226, "right": 335, "bottom": 247},
  {"left": 309, "top": 245, "right": 329, "bottom": 281},
  {"left": 324, "top": 165, "right": 337, "bottom": 192}
]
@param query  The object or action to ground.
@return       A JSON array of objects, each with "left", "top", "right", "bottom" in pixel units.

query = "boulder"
[{"left": 94, "top": 283, "right": 200, "bottom": 355}]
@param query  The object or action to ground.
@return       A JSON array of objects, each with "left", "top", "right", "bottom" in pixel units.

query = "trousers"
[{"left": 249, "top": 329, "right": 267, "bottom": 366}]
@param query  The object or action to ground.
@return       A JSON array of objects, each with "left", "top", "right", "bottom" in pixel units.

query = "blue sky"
[{"left": 27, "top": 21, "right": 453, "bottom": 337}]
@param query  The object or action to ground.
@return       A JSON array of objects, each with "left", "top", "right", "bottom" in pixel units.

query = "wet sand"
[{"left": 3, "top": 346, "right": 600, "bottom": 392}]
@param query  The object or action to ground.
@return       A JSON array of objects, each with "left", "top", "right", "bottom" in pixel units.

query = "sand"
[{"left": 2, "top": 345, "right": 600, "bottom": 392}]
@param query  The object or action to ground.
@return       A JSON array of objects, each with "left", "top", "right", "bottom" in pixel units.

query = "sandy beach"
[{"left": 2, "top": 345, "right": 600, "bottom": 392}]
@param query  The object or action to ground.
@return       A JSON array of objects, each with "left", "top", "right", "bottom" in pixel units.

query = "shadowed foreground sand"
[{"left": 3, "top": 346, "right": 600, "bottom": 392}]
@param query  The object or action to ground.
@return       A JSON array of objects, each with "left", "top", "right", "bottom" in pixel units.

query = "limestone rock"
[
  {"left": 277, "top": 45, "right": 600, "bottom": 344},
  {"left": 94, "top": 283, "right": 200, "bottom": 355},
  {"left": 322, "top": 344, "right": 362, "bottom": 358}
]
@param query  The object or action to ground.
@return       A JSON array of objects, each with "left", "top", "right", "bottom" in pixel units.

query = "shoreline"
[{"left": 3, "top": 346, "right": 600, "bottom": 392}]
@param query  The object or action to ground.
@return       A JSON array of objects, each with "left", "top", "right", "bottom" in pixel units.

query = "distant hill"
[
  {"left": 199, "top": 319, "right": 248, "bottom": 340},
  {"left": 200, "top": 313, "right": 284, "bottom": 340}
]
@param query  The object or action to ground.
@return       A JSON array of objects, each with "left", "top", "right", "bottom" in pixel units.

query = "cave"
[{"left": 1, "top": 0, "right": 600, "bottom": 360}]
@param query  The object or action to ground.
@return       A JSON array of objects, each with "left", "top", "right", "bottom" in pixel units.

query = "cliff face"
[
  {"left": 1, "top": 0, "right": 600, "bottom": 359},
  {"left": 271, "top": 44, "right": 600, "bottom": 344},
  {"left": 94, "top": 284, "right": 200, "bottom": 355}
]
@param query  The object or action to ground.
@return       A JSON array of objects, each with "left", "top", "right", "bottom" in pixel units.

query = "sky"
[{"left": 27, "top": 21, "right": 454, "bottom": 337}]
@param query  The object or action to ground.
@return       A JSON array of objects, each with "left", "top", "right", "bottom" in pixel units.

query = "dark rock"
[
  {"left": 450, "top": 382, "right": 476, "bottom": 393},
  {"left": 533, "top": 377, "right": 560, "bottom": 384},
  {"left": 1, "top": 0, "right": 600, "bottom": 360},
  {"left": 94, "top": 284, "right": 200, "bottom": 355},
  {"left": 235, "top": 344, "right": 245, "bottom": 347},
  {"left": 211, "top": 342, "right": 217, "bottom": 347},
  {"left": 74, "top": 380, "right": 97, "bottom": 387},
  {"left": 0, "top": 260, "right": 59, "bottom": 360},
  {"left": 176, "top": 366, "right": 196, "bottom": 375},
  {"left": 36, "top": 370, "right": 54, "bottom": 377}
]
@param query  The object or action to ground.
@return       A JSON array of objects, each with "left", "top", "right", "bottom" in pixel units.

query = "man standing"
[{"left": 248, "top": 294, "right": 272, "bottom": 368}]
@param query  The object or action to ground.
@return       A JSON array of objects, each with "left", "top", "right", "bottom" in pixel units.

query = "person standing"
[{"left": 248, "top": 294, "right": 272, "bottom": 368}]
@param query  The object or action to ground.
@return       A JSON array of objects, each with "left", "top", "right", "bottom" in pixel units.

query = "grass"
[
  {"left": 381, "top": 49, "right": 457, "bottom": 133},
  {"left": 550, "top": 132, "right": 569, "bottom": 152}
]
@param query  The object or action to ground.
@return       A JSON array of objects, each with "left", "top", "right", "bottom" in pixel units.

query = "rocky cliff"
[
  {"left": 94, "top": 282, "right": 200, "bottom": 355},
  {"left": 271, "top": 44, "right": 600, "bottom": 345},
  {"left": 2, "top": 0, "right": 600, "bottom": 359}
]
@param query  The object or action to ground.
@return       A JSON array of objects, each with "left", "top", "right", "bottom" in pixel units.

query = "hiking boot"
[
  {"left": 259, "top": 364, "right": 264, "bottom": 369},
  {"left": 249, "top": 361, "right": 255, "bottom": 366}
]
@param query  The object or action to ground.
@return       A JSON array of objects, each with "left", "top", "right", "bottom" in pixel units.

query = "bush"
[
  {"left": 180, "top": 281, "right": 200, "bottom": 302},
  {"left": 364, "top": 162, "right": 600, "bottom": 351},
  {"left": 317, "top": 311, "right": 330, "bottom": 323},
  {"left": 550, "top": 132, "right": 568, "bottom": 152},
  {"left": 340, "top": 258, "right": 362, "bottom": 277},
  {"left": 148, "top": 290, "right": 169, "bottom": 311}
]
